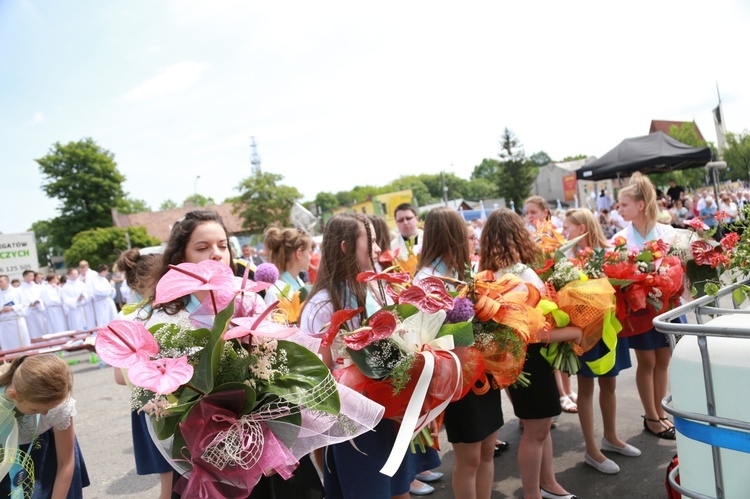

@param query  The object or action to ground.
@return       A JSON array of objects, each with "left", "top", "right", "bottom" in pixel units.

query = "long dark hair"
[
  {"left": 153, "top": 210, "right": 236, "bottom": 314},
  {"left": 416, "top": 207, "right": 470, "bottom": 280},
  {"left": 306, "top": 213, "right": 379, "bottom": 325},
  {"left": 367, "top": 215, "right": 392, "bottom": 255},
  {"left": 480, "top": 208, "right": 540, "bottom": 271}
]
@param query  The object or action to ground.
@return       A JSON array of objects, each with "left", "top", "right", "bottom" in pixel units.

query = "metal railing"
[{"left": 654, "top": 280, "right": 750, "bottom": 499}]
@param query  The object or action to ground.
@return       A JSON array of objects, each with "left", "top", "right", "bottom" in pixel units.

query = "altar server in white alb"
[
  {"left": 91, "top": 264, "right": 117, "bottom": 327},
  {"left": 41, "top": 273, "right": 69, "bottom": 334},
  {"left": 19, "top": 269, "right": 47, "bottom": 339},
  {"left": 61, "top": 268, "right": 89, "bottom": 331},
  {"left": 77, "top": 261, "right": 98, "bottom": 329},
  {"left": 0, "top": 275, "right": 31, "bottom": 351}
]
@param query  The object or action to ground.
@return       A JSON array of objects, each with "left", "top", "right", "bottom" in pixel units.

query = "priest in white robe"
[
  {"left": 0, "top": 275, "right": 31, "bottom": 351},
  {"left": 41, "top": 273, "right": 69, "bottom": 334},
  {"left": 92, "top": 265, "right": 117, "bottom": 327},
  {"left": 78, "top": 260, "right": 98, "bottom": 329},
  {"left": 62, "top": 268, "right": 89, "bottom": 331},
  {"left": 19, "top": 270, "right": 47, "bottom": 339}
]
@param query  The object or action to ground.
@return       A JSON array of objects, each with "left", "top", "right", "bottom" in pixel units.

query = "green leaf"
[
  {"left": 436, "top": 321, "right": 474, "bottom": 346},
  {"left": 153, "top": 412, "right": 182, "bottom": 440},
  {"left": 704, "top": 282, "right": 720, "bottom": 295},
  {"left": 733, "top": 287, "right": 747, "bottom": 305},
  {"left": 382, "top": 303, "right": 419, "bottom": 320},
  {"left": 263, "top": 340, "right": 340, "bottom": 414},
  {"left": 608, "top": 278, "right": 635, "bottom": 287},
  {"left": 347, "top": 340, "right": 403, "bottom": 379},
  {"left": 211, "top": 382, "right": 257, "bottom": 414},
  {"left": 190, "top": 299, "right": 235, "bottom": 394},
  {"left": 636, "top": 250, "right": 653, "bottom": 263}
]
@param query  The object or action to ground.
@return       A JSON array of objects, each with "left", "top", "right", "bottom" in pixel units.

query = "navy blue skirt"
[
  {"left": 578, "top": 336, "right": 632, "bottom": 378},
  {"left": 0, "top": 429, "right": 89, "bottom": 499},
  {"left": 132, "top": 411, "right": 172, "bottom": 475},
  {"left": 323, "top": 419, "right": 420, "bottom": 499},
  {"left": 627, "top": 328, "right": 670, "bottom": 350}
]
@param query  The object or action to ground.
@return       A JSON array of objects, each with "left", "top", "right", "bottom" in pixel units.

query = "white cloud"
[
  {"left": 121, "top": 62, "right": 210, "bottom": 102},
  {"left": 31, "top": 111, "right": 45, "bottom": 125}
]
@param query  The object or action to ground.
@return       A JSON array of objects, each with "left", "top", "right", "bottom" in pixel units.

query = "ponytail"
[{"left": 619, "top": 172, "right": 658, "bottom": 232}]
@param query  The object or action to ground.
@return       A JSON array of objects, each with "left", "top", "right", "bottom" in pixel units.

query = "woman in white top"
[
  {"left": 612, "top": 173, "right": 677, "bottom": 440},
  {"left": 262, "top": 227, "right": 312, "bottom": 305}
]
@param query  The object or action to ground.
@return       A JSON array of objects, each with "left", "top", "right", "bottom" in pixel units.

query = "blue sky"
[{"left": 2, "top": 0, "right": 750, "bottom": 234}]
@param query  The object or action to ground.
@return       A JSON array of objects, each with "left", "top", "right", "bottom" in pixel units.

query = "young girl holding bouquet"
[
  {"left": 613, "top": 173, "right": 677, "bottom": 440},
  {"left": 262, "top": 227, "right": 312, "bottom": 305},
  {"left": 301, "top": 213, "right": 432, "bottom": 499},
  {"left": 563, "top": 209, "right": 640, "bottom": 475},
  {"left": 482, "top": 208, "right": 582, "bottom": 499},
  {"left": 149, "top": 210, "right": 323, "bottom": 499},
  {"left": 0, "top": 355, "right": 89, "bottom": 498},
  {"left": 416, "top": 207, "right": 502, "bottom": 499}
]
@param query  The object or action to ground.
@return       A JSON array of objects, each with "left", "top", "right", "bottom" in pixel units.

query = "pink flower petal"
[
  {"left": 95, "top": 320, "right": 159, "bottom": 368},
  {"left": 398, "top": 277, "right": 454, "bottom": 314},
  {"left": 129, "top": 356, "right": 194, "bottom": 395},
  {"left": 153, "top": 260, "right": 235, "bottom": 305},
  {"left": 343, "top": 310, "right": 397, "bottom": 350},
  {"left": 356, "top": 271, "right": 411, "bottom": 284},
  {"left": 321, "top": 308, "right": 364, "bottom": 347}
]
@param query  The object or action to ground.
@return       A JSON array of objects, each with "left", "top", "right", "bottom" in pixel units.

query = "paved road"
[{"left": 70, "top": 345, "right": 678, "bottom": 499}]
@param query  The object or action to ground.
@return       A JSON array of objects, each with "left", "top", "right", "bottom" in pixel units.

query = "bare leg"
[
  {"left": 539, "top": 430, "right": 570, "bottom": 496},
  {"left": 577, "top": 376, "right": 607, "bottom": 462},
  {"left": 653, "top": 346, "right": 672, "bottom": 426},
  {"left": 518, "top": 418, "right": 549, "bottom": 498},
  {"left": 599, "top": 376, "right": 626, "bottom": 446},
  {"left": 452, "top": 430, "right": 498, "bottom": 499},
  {"left": 634, "top": 349, "right": 663, "bottom": 434},
  {"left": 158, "top": 472, "right": 172, "bottom": 499}
]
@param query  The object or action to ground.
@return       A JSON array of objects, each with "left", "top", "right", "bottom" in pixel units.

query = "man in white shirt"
[
  {"left": 0, "top": 275, "right": 31, "bottom": 350},
  {"left": 78, "top": 260, "right": 98, "bottom": 328},
  {"left": 62, "top": 268, "right": 89, "bottom": 331},
  {"left": 19, "top": 270, "right": 46, "bottom": 339},
  {"left": 390, "top": 203, "right": 423, "bottom": 257}
]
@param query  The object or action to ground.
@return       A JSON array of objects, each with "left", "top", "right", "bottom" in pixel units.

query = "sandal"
[
  {"left": 642, "top": 416, "right": 675, "bottom": 440},
  {"left": 660, "top": 417, "right": 675, "bottom": 429},
  {"left": 567, "top": 392, "right": 578, "bottom": 404},
  {"left": 560, "top": 395, "right": 578, "bottom": 413}
]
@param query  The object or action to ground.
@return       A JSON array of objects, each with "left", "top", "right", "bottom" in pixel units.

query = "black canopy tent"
[{"left": 576, "top": 131, "right": 712, "bottom": 181}]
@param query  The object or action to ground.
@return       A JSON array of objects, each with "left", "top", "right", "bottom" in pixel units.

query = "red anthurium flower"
[
  {"left": 356, "top": 270, "right": 411, "bottom": 284},
  {"left": 379, "top": 248, "right": 400, "bottom": 263},
  {"left": 96, "top": 320, "right": 159, "bottom": 369},
  {"left": 720, "top": 232, "right": 740, "bottom": 251},
  {"left": 535, "top": 258, "right": 555, "bottom": 276},
  {"left": 691, "top": 240, "right": 720, "bottom": 266},
  {"left": 343, "top": 310, "right": 397, "bottom": 350},
  {"left": 128, "top": 356, "right": 194, "bottom": 395},
  {"left": 321, "top": 308, "right": 364, "bottom": 347},
  {"left": 154, "top": 260, "right": 235, "bottom": 306},
  {"left": 686, "top": 218, "right": 709, "bottom": 231},
  {"left": 397, "top": 277, "right": 454, "bottom": 314}
]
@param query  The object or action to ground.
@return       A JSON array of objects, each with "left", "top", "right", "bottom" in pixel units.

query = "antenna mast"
[{"left": 250, "top": 136, "right": 261, "bottom": 175}]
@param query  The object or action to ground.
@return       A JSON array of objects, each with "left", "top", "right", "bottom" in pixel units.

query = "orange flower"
[{"left": 277, "top": 291, "right": 304, "bottom": 324}]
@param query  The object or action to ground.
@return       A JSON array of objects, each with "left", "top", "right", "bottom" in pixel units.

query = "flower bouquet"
[
  {"left": 95, "top": 260, "right": 383, "bottom": 498},
  {"left": 683, "top": 213, "right": 739, "bottom": 297},
  {"left": 254, "top": 262, "right": 310, "bottom": 325},
  {"left": 599, "top": 237, "right": 684, "bottom": 337},
  {"left": 317, "top": 274, "right": 475, "bottom": 477},
  {"left": 462, "top": 268, "right": 547, "bottom": 388}
]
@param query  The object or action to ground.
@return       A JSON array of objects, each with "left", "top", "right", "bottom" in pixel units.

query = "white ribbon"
[{"left": 379, "top": 349, "right": 462, "bottom": 477}]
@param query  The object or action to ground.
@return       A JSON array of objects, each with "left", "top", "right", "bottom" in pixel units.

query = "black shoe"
[
  {"left": 494, "top": 440, "right": 510, "bottom": 457},
  {"left": 642, "top": 416, "right": 675, "bottom": 440}
]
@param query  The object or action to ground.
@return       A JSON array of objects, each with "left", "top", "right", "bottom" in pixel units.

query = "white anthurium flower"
[{"left": 391, "top": 310, "right": 454, "bottom": 353}]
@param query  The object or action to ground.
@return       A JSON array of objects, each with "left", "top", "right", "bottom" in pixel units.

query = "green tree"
[
  {"left": 159, "top": 199, "right": 179, "bottom": 211},
  {"left": 36, "top": 138, "right": 126, "bottom": 250},
  {"left": 464, "top": 178, "right": 498, "bottom": 200},
  {"left": 234, "top": 172, "right": 303, "bottom": 233},
  {"left": 561, "top": 154, "right": 588, "bottom": 162},
  {"left": 529, "top": 151, "right": 552, "bottom": 167},
  {"left": 723, "top": 131, "right": 750, "bottom": 181},
  {"left": 63, "top": 226, "right": 160, "bottom": 269},
  {"left": 29, "top": 220, "right": 55, "bottom": 267},
  {"left": 118, "top": 196, "right": 151, "bottom": 214},
  {"left": 314, "top": 192, "right": 340, "bottom": 212},
  {"left": 384, "top": 176, "right": 435, "bottom": 207},
  {"left": 496, "top": 128, "right": 535, "bottom": 213},
  {"left": 471, "top": 158, "right": 500, "bottom": 181},
  {"left": 183, "top": 194, "right": 216, "bottom": 207}
]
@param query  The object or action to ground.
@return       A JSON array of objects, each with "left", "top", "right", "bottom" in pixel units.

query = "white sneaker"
[
  {"left": 601, "top": 437, "right": 641, "bottom": 457},
  {"left": 584, "top": 452, "right": 620, "bottom": 474}
]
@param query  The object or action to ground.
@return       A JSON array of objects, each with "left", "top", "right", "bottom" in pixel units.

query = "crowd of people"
[
  {"left": 1, "top": 172, "right": 711, "bottom": 499},
  {"left": 0, "top": 261, "right": 122, "bottom": 352}
]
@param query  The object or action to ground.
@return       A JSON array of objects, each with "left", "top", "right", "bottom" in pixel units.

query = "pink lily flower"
[{"left": 128, "top": 356, "right": 194, "bottom": 395}]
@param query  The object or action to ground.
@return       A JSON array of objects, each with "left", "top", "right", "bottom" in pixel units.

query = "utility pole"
[{"left": 250, "top": 136, "right": 261, "bottom": 176}]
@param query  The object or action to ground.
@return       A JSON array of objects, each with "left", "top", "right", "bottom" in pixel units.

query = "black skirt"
[
  {"left": 507, "top": 344, "right": 561, "bottom": 420},
  {"left": 444, "top": 382, "right": 503, "bottom": 443}
]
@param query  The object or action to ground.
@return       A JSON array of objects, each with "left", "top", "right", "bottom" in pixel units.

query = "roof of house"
[
  {"left": 112, "top": 203, "right": 247, "bottom": 242},
  {"left": 649, "top": 120, "right": 705, "bottom": 142}
]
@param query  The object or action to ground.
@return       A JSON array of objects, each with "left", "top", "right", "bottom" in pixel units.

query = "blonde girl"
[
  {"left": 263, "top": 227, "right": 313, "bottom": 305},
  {"left": 563, "top": 209, "right": 640, "bottom": 475},
  {"left": 613, "top": 173, "right": 677, "bottom": 440},
  {"left": 0, "top": 355, "right": 88, "bottom": 498}
]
